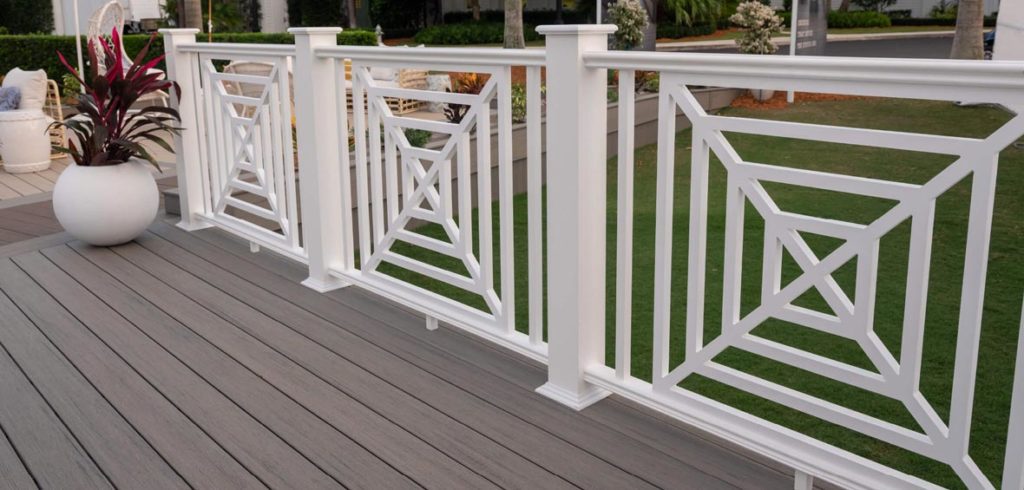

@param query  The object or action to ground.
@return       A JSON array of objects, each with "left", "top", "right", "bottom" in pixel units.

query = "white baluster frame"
[
  {"left": 584, "top": 51, "right": 1024, "bottom": 490},
  {"left": 315, "top": 47, "right": 548, "bottom": 361},
  {"left": 180, "top": 43, "right": 304, "bottom": 262}
]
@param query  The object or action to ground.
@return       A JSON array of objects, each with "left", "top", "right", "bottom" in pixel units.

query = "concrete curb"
[{"left": 657, "top": 29, "right": 957, "bottom": 50}]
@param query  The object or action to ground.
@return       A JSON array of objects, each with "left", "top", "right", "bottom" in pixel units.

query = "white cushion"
[
  {"left": 370, "top": 66, "right": 398, "bottom": 81},
  {"left": 2, "top": 68, "right": 47, "bottom": 110}
]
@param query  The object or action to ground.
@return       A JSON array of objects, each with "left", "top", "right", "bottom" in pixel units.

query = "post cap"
[
  {"left": 536, "top": 25, "right": 618, "bottom": 36},
  {"left": 288, "top": 27, "right": 344, "bottom": 35},
  {"left": 158, "top": 28, "right": 201, "bottom": 36}
]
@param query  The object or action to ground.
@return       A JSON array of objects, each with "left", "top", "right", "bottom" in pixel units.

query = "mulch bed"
[{"left": 730, "top": 91, "right": 871, "bottom": 110}]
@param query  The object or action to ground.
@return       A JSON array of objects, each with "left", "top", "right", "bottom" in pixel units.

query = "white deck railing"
[{"left": 162, "top": 26, "right": 1024, "bottom": 490}]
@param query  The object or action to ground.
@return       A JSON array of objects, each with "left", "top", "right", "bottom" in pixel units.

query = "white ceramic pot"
[
  {"left": 0, "top": 109, "right": 52, "bottom": 173},
  {"left": 750, "top": 89, "right": 776, "bottom": 102},
  {"left": 53, "top": 159, "right": 159, "bottom": 246}
]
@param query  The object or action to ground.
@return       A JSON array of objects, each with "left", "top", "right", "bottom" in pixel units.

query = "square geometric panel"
[
  {"left": 654, "top": 75, "right": 1024, "bottom": 489},
  {"left": 352, "top": 66, "right": 504, "bottom": 321}
]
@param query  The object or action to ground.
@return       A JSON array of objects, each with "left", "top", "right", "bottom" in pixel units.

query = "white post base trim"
[
  {"left": 301, "top": 276, "right": 349, "bottom": 293},
  {"left": 426, "top": 316, "right": 439, "bottom": 331},
  {"left": 794, "top": 470, "right": 814, "bottom": 490},
  {"left": 176, "top": 220, "right": 214, "bottom": 232},
  {"left": 536, "top": 382, "right": 611, "bottom": 411}
]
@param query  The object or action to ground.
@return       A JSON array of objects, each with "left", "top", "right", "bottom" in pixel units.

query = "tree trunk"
[
  {"left": 504, "top": 0, "right": 525, "bottom": 49},
  {"left": 346, "top": 0, "right": 357, "bottom": 28},
  {"left": 950, "top": 0, "right": 984, "bottom": 59},
  {"left": 838, "top": 0, "right": 851, "bottom": 12},
  {"left": 556, "top": 0, "right": 564, "bottom": 23},
  {"left": 640, "top": 0, "right": 656, "bottom": 51},
  {"left": 181, "top": 0, "right": 204, "bottom": 29},
  {"left": 469, "top": 0, "right": 480, "bottom": 21}
]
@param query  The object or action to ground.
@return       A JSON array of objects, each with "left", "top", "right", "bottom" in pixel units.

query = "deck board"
[
  {"left": 69, "top": 243, "right": 411, "bottom": 489},
  {"left": 40, "top": 244, "right": 338, "bottom": 489},
  {"left": 0, "top": 221, "right": 803, "bottom": 489},
  {"left": 105, "top": 241, "right": 498, "bottom": 489},
  {"left": 164, "top": 223, "right": 792, "bottom": 490},
  {"left": 131, "top": 233, "right": 578, "bottom": 489},
  {"left": 10, "top": 251, "right": 265, "bottom": 489},
  {"left": 0, "top": 260, "right": 188, "bottom": 490},
  {"left": 0, "top": 422, "right": 34, "bottom": 490}
]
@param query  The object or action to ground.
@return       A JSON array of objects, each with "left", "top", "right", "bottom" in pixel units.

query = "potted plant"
[
  {"left": 50, "top": 31, "right": 181, "bottom": 246},
  {"left": 730, "top": 1, "right": 783, "bottom": 101}
]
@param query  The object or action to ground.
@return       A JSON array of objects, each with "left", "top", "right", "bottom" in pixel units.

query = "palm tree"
[
  {"left": 950, "top": 0, "right": 984, "bottom": 59},
  {"left": 504, "top": 0, "right": 525, "bottom": 48},
  {"left": 345, "top": 0, "right": 357, "bottom": 28},
  {"left": 181, "top": 0, "right": 203, "bottom": 29}
]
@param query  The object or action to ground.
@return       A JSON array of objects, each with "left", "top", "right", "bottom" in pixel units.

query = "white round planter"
[
  {"left": 0, "top": 109, "right": 52, "bottom": 173},
  {"left": 53, "top": 159, "right": 159, "bottom": 246}
]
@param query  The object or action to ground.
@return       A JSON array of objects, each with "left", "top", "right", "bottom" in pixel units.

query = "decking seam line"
[
  {"left": 5, "top": 256, "right": 195, "bottom": 490},
  {"left": 104, "top": 242, "right": 461, "bottom": 490},
  {"left": 162, "top": 225, "right": 698, "bottom": 488},
  {"left": 0, "top": 407, "right": 40, "bottom": 489},
  {"left": 32, "top": 247, "right": 273, "bottom": 490},
  {"left": 0, "top": 280, "right": 117, "bottom": 489},
  {"left": 62, "top": 244, "right": 351, "bottom": 490},
  {"left": 136, "top": 232, "right": 580, "bottom": 490}
]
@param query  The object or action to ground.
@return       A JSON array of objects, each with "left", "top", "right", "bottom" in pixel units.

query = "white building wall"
[{"left": 51, "top": 0, "right": 163, "bottom": 35}]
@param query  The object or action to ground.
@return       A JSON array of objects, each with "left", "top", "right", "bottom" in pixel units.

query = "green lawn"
[{"left": 380, "top": 97, "right": 1024, "bottom": 488}]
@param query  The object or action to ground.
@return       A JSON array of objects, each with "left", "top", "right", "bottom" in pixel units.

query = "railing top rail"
[
  {"left": 315, "top": 45, "right": 546, "bottom": 67},
  {"left": 584, "top": 51, "right": 1024, "bottom": 105},
  {"left": 176, "top": 42, "right": 296, "bottom": 56}
]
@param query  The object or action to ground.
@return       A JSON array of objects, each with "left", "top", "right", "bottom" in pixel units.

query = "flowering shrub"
[
  {"left": 608, "top": 0, "right": 649, "bottom": 50},
  {"left": 729, "top": 1, "right": 783, "bottom": 55}
]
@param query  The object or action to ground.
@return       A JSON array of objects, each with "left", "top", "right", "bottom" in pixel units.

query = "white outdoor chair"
[
  {"left": 88, "top": 0, "right": 169, "bottom": 108},
  {"left": 222, "top": 61, "right": 295, "bottom": 118}
]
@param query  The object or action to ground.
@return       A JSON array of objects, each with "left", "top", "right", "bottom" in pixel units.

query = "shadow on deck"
[{"left": 0, "top": 220, "right": 802, "bottom": 489}]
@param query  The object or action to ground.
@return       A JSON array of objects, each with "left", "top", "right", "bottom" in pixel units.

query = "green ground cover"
[{"left": 380, "top": 97, "right": 1024, "bottom": 488}]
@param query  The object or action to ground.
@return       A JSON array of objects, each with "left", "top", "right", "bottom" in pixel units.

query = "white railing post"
[
  {"left": 160, "top": 28, "right": 210, "bottom": 232},
  {"left": 535, "top": 24, "right": 617, "bottom": 410},
  {"left": 290, "top": 27, "right": 348, "bottom": 292}
]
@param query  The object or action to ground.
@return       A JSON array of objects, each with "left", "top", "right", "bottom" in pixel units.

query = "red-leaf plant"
[{"left": 52, "top": 30, "right": 182, "bottom": 170}]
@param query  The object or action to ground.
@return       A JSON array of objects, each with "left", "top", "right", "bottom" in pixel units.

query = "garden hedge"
[
  {"left": 413, "top": 22, "right": 543, "bottom": 45},
  {"left": 442, "top": 9, "right": 589, "bottom": 25},
  {"left": 779, "top": 10, "right": 891, "bottom": 28},
  {"left": 656, "top": 22, "right": 717, "bottom": 39},
  {"left": 889, "top": 16, "right": 997, "bottom": 27},
  {"left": 0, "top": 31, "right": 377, "bottom": 88}
]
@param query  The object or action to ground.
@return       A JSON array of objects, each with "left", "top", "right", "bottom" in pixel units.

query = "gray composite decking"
[{"left": 0, "top": 219, "right": 801, "bottom": 490}]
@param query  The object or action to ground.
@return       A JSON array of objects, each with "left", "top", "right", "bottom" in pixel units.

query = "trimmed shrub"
[
  {"left": 413, "top": 22, "right": 543, "bottom": 45},
  {"left": 890, "top": 16, "right": 997, "bottom": 27},
  {"left": 0, "top": 31, "right": 377, "bottom": 89},
  {"left": 827, "top": 10, "right": 892, "bottom": 28},
  {"left": 779, "top": 10, "right": 891, "bottom": 28}
]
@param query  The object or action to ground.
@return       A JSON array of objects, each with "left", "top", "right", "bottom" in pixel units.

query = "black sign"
[{"left": 793, "top": 0, "right": 827, "bottom": 56}]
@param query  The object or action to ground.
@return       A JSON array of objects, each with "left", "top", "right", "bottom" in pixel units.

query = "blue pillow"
[{"left": 0, "top": 86, "right": 20, "bottom": 111}]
